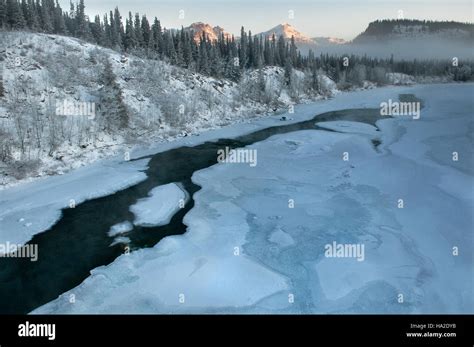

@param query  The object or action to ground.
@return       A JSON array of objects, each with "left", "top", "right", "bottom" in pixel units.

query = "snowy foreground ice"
[
  {"left": 32, "top": 83, "right": 473, "bottom": 314},
  {"left": 130, "top": 183, "right": 188, "bottom": 227}
]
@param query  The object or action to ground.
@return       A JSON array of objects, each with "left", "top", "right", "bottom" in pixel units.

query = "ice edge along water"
[{"left": 32, "top": 83, "right": 473, "bottom": 314}]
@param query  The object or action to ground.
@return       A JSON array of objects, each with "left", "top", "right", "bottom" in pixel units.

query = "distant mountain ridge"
[
  {"left": 353, "top": 19, "right": 474, "bottom": 43},
  {"left": 180, "top": 22, "right": 348, "bottom": 54}
]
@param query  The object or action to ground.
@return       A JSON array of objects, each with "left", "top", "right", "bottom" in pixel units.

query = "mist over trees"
[{"left": 354, "top": 19, "right": 474, "bottom": 40}]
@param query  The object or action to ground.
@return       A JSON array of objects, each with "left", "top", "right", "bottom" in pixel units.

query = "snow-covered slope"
[{"left": 0, "top": 31, "right": 328, "bottom": 188}]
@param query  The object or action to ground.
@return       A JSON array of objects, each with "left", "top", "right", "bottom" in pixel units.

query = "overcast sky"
[{"left": 58, "top": 0, "right": 473, "bottom": 40}]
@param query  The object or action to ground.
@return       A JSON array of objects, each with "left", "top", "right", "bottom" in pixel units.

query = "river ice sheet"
[{"left": 130, "top": 183, "right": 188, "bottom": 227}]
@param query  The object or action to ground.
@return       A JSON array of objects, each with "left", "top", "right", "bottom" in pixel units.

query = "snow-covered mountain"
[
  {"left": 185, "top": 22, "right": 232, "bottom": 42},
  {"left": 258, "top": 23, "right": 315, "bottom": 44}
]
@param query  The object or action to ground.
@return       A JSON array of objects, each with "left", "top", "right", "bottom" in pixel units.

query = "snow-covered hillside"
[{"left": 0, "top": 31, "right": 336, "bottom": 188}]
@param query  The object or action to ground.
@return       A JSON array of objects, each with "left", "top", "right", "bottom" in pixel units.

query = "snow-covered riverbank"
[{"left": 31, "top": 83, "right": 473, "bottom": 314}]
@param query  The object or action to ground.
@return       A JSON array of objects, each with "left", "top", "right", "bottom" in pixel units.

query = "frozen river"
[{"left": 0, "top": 84, "right": 472, "bottom": 314}]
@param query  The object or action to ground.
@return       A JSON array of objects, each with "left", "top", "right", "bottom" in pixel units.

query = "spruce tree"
[
  {"left": 141, "top": 15, "right": 150, "bottom": 47},
  {"left": 253, "top": 35, "right": 262, "bottom": 68},
  {"left": 53, "top": 0, "right": 66, "bottom": 34},
  {"left": 175, "top": 28, "right": 184, "bottom": 67},
  {"left": 0, "top": 51, "right": 4, "bottom": 97},
  {"left": 167, "top": 33, "right": 177, "bottom": 64},
  {"left": 25, "top": 0, "right": 39, "bottom": 30},
  {"left": 311, "top": 66, "right": 319, "bottom": 92},
  {"left": 0, "top": 0, "right": 6, "bottom": 28},
  {"left": 20, "top": 0, "right": 28, "bottom": 25},
  {"left": 289, "top": 36, "right": 297, "bottom": 67},
  {"left": 103, "top": 13, "right": 111, "bottom": 46},
  {"left": 160, "top": 30, "right": 169, "bottom": 58},
  {"left": 247, "top": 30, "right": 254, "bottom": 68},
  {"left": 39, "top": 0, "right": 53, "bottom": 32},
  {"left": 284, "top": 59, "right": 292, "bottom": 86},
  {"left": 198, "top": 34, "right": 209, "bottom": 74},
  {"left": 239, "top": 26, "right": 247, "bottom": 69},
  {"left": 133, "top": 13, "right": 142, "bottom": 46},
  {"left": 147, "top": 28, "right": 154, "bottom": 55},
  {"left": 0, "top": 76, "right": 5, "bottom": 98},
  {"left": 152, "top": 17, "right": 162, "bottom": 55},
  {"left": 277, "top": 35, "right": 286, "bottom": 67},
  {"left": 66, "top": 0, "right": 76, "bottom": 35},
  {"left": 114, "top": 7, "right": 124, "bottom": 48},
  {"left": 91, "top": 14, "right": 104, "bottom": 44},
  {"left": 271, "top": 34, "right": 277, "bottom": 65},
  {"left": 182, "top": 30, "right": 192, "bottom": 67},
  {"left": 108, "top": 10, "right": 117, "bottom": 46},
  {"left": 76, "top": 0, "right": 90, "bottom": 38},
  {"left": 7, "top": 0, "right": 26, "bottom": 29},
  {"left": 263, "top": 37, "right": 271, "bottom": 65},
  {"left": 124, "top": 12, "right": 136, "bottom": 51},
  {"left": 208, "top": 42, "right": 219, "bottom": 76},
  {"left": 100, "top": 58, "right": 129, "bottom": 131}
]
